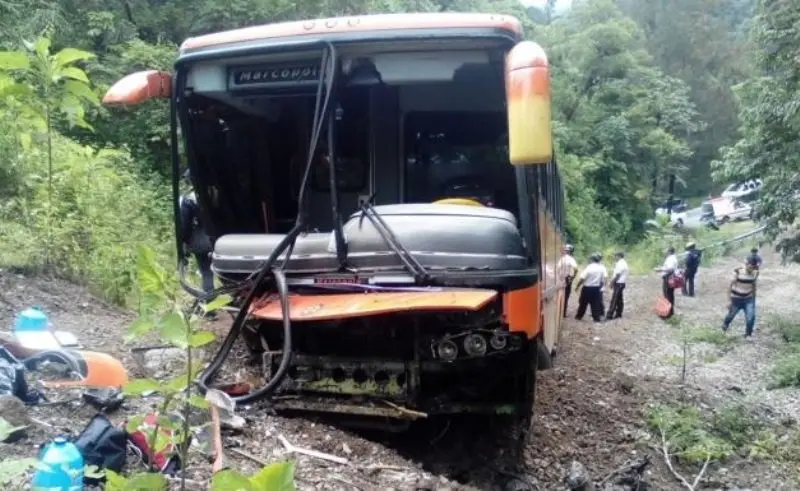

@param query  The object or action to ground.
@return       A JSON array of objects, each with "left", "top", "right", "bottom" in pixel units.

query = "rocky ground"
[{"left": 0, "top": 244, "right": 798, "bottom": 490}]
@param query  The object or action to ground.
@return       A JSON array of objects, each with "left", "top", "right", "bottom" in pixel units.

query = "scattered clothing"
[{"left": 606, "top": 257, "right": 629, "bottom": 320}]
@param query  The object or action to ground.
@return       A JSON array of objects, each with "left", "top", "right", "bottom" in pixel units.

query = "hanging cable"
[{"left": 196, "top": 43, "right": 339, "bottom": 405}]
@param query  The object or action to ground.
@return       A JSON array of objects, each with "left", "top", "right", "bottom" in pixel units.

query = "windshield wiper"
[{"left": 359, "top": 198, "right": 429, "bottom": 282}]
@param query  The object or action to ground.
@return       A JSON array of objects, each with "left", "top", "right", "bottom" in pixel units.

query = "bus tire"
[{"left": 536, "top": 335, "right": 552, "bottom": 370}]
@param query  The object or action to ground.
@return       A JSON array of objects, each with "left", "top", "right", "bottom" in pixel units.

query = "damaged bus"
[{"left": 104, "top": 12, "right": 565, "bottom": 438}]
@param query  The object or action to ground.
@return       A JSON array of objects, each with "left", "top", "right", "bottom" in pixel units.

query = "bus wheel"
[
  {"left": 536, "top": 336, "right": 552, "bottom": 370},
  {"left": 513, "top": 338, "right": 538, "bottom": 456}
]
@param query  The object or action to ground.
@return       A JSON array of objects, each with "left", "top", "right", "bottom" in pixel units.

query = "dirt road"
[{"left": 0, "top": 249, "right": 798, "bottom": 489}]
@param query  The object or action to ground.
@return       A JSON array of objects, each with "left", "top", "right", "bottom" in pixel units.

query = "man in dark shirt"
[
  {"left": 683, "top": 242, "right": 702, "bottom": 297},
  {"left": 179, "top": 187, "right": 214, "bottom": 296}
]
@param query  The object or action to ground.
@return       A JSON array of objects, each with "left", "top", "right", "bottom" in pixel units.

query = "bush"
[{"left": 0, "top": 132, "right": 173, "bottom": 305}]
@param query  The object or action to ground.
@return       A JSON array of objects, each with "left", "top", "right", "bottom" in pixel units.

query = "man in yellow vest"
[{"left": 722, "top": 253, "right": 761, "bottom": 337}]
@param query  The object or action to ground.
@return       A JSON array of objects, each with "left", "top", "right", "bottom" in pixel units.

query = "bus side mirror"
[
  {"left": 505, "top": 41, "right": 552, "bottom": 165},
  {"left": 102, "top": 70, "right": 172, "bottom": 106}
]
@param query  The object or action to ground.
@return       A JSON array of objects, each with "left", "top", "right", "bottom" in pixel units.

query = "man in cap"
[
  {"left": 557, "top": 244, "right": 579, "bottom": 317},
  {"left": 683, "top": 242, "right": 702, "bottom": 297},
  {"left": 606, "top": 251, "right": 629, "bottom": 320},
  {"left": 722, "top": 253, "right": 761, "bottom": 337},
  {"left": 574, "top": 253, "right": 607, "bottom": 323}
]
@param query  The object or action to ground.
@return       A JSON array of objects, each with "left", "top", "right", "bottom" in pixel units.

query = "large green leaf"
[
  {"left": 159, "top": 311, "right": 188, "bottom": 348},
  {"left": 203, "top": 293, "right": 233, "bottom": 313},
  {"left": 59, "top": 66, "right": 90, "bottom": 84},
  {"left": 53, "top": 47, "right": 95, "bottom": 67},
  {"left": 250, "top": 461, "right": 296, "bottom": 491},
  {"left": 189, "top": 330, "right": 216, "bottom": 348},
  {"left": 123, "top": 377, "right": 163, "bottom": 396},
  {"left": 0, "top": 458, "right": 37, "bottom": 485},
  {"left": 124, "top": 472, "right": 169, "bottom": 490},
  {"left": 63, "top": 79, "right": 99, "bottom": 103},
  {"left": 33, "top": 37, "right": 51, "bottom": 58},
  {"left": 0, "top": 51, "right": 29, "bottom": 70},
  {"left": 126, "top": 318, "right": 155, "bottom": 341},
  {"left": 212, "top": 470, "right": 254, "bottom": 491}
]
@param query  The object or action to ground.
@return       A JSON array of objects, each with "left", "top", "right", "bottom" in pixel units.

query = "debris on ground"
[{"left": 0, "top": 252, "right": 796, "bottom": 489}]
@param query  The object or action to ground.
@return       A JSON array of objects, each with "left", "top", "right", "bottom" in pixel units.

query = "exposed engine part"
[
  {"left": 463, "top": 333, "right": 488, "bottom": 357},
  {"left": 430, "top": 329, "right": 523, "bottom": 362},
  {"left": 436, "top": 340, "right": 459, "bottom": 362},
  {"left": 489, "top": 330, "right": 508, "bottom": 350}
]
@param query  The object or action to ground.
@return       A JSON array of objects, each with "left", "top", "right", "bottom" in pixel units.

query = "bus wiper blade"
[{"left": 358, "top": 200, "right": 429, "bottom": 282}]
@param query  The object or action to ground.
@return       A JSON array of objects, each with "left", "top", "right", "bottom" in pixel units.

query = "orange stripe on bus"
[
  {"left": 181, "top": 13, "right": 523, "bottom": 51},
  {"left": 250, "top": 290, "right": 498, "bottom": 322},
  {"left": 503, "top": 284, "right": 540, "bottom": 337}
]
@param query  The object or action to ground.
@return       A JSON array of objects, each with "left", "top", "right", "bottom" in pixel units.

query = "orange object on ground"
[
  {"left": 41, "top": 351, "right": 129, "bottom": 389},
  {"left": 251, "top": 290, "right": 498, "bottom": 322},
  {"left": 654, "top": 296, "right": 672, "bottom": 319}
]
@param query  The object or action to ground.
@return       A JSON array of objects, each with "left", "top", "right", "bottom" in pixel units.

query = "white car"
[{"left": 721, "top": 179, "right": 762, "bottom": 199}]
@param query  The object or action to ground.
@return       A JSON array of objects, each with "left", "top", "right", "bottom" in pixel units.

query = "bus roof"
[{"left": 179, "top": 12, "right": 523, "bottom": 54}]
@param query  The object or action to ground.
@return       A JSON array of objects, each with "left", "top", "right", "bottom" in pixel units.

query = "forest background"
[{"left": 0, "top": 0, "right": 796, "bottom": 306}]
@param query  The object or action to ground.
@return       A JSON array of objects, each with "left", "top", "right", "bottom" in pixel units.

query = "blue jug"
[
  {"left": 32, "top": 437, "right": 84, "bottom": 490},
  {"left": 14, "top": 306, "right": 49, "bottom": 332}
]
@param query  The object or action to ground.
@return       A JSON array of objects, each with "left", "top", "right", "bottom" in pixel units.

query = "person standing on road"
[
  {"left": 683, "top": 242, "right": 702, "bottom": 297},
  {"left": 722, "top": 254, "right": 761, "bottom": 337},
  {"left": 606, "top": 251, "right": 629, "bottom": 320},
  {"left": 656, "top": 247, "right": 679, "bottom": 319},
  {"left": 558, "top": 244, "right": 579, "bottom": 318},
  {"left": 179, "top": 184, "right": 215, "bottom": 296},
  {"left": 574, "top": 253, "right": 607, "bottom": 323}
]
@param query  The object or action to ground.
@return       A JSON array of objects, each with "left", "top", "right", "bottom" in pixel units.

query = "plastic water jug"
[
  {"left": 13, "top": 307, "right": 61, "bottom": 350},
  {"left": 32, "top": 437, "right": 84, "bottom": 490}
]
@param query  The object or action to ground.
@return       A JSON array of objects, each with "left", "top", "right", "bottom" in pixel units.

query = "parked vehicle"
[
  {"left": 701, "top": 196, "right": 752, "bottom": 225},
  {"left": 721, "top": 179, "right": 762, "bottom": 200}
]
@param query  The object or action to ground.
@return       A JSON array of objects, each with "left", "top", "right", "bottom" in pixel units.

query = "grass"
[
  {"left": 646, "top": 402, "right": 800, "bottom": 464},
  {"left": 623, "top": 219, "right": 763, "bottom": 275},
  {"left": 767, "top": 316, "right": 800, "bottom": 389}
]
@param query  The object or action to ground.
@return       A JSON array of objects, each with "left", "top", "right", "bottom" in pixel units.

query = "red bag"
[
  {"left": 668, "top": 272, "right": 685, "bottom": 289},
  {"left": 127, "top": 413, "right": 185, "bottom": 474}
]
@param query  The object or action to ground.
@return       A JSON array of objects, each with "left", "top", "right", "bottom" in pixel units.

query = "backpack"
[{"left": 72, "top": 413, "right": 127, "bottom": 484}]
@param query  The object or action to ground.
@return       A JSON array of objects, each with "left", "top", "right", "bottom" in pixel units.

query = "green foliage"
[
  {"left": 768, "top": 316, "right": 800, "bottom": 389},
  {"left": 119, "top": 245, "right": 292, "bottom": 489},
  {"left": 211, "top": 462, "right": 297, "bottom": 491},
  {"left": 0, "top": 37, "right": 173, "bottom": 305},
  {"left": 686, "top": 326, "right": 739, "bottom": 349},
  {"left": 649, "top": 401, "right": 800, "bottom": 467},
  {"left": 713, "top": 0, "right": 800, "bottom": 262},
  {"left": 0, "top": 458, "right": 37, "bottom": 487}
]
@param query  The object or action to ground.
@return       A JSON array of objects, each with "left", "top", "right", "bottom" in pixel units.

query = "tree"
[{"left": 713, "top": 0, "right": 800, "bottom": 260}]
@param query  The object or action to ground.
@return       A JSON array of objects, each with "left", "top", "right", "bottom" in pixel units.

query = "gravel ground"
[{"left": 0, "top": 247, "right": 798, "bottom": 490}]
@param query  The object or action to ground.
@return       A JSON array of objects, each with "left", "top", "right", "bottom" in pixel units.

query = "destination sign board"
[{"left": 229, "top": 62, "right": 320, "bottom": 89}]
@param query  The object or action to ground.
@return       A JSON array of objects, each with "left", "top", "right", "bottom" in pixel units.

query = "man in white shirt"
[
  {"left": 606, "top": 251, "right": 629, "bottom": 320},
  {"left": 574, "top": 253, "right": 607, "bottom": 322},
  {"left": 656, "top": 246, "right": 679, "bottom": 318},
  {"left": 557, "top": 244, "right": 579, "bottom": 318}
]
